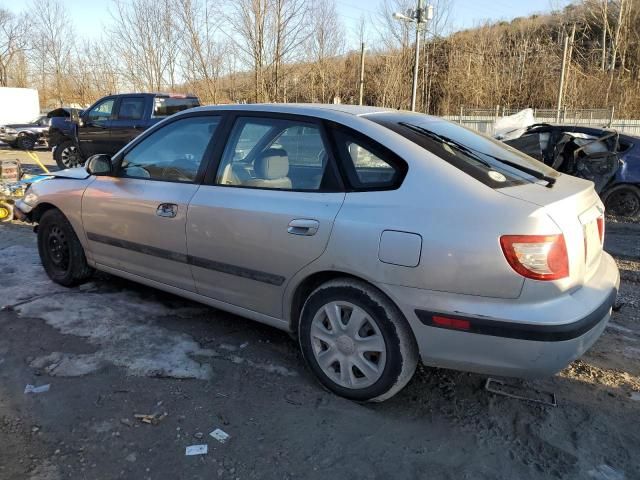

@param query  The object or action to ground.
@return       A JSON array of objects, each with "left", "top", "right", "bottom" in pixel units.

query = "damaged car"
[{"left": 497, "top": 118, "right": 640, "bottom": 218}]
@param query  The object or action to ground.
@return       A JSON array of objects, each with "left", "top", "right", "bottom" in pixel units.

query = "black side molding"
[
  {"left": 86, "top": 232, "right": 286, "bottom": 286},
  {"left": 415, "top": 288, "right": 617, "bottom": 342}
]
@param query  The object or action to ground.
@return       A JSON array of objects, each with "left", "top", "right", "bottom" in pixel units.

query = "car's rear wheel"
[
  {"left": 298, "top": 279, "right": 418, "bottom": 402},
  {"left": 37, "top": 209, "right": 94, "bottom": 286},
  {"left": 603, "top": 184, "right": 640, "bottom": 218},
  {"left": 16, "top": 134, "right": 35, "bottom": 150},
  {"left": 54, "top": 140, "right": 82, "bottom": 169}
]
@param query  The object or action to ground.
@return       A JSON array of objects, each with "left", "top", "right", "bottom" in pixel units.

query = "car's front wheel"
[
  {"left": 16, "top": 134, "right": 36, "bottom": 150},
  {"left": 37, "top": 209, "right": 94, "bottom": 286},
  {"left": 298, "top": 279, "right": 418, "bottom": 402},
  {"left": 54, "top": 140, "right": 82, "bottom": 169}
]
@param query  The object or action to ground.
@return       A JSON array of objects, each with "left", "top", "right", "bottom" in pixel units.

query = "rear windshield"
[
  {"left": 369, "top": 113, "right": 560, "bottom": 189},
  {"left": 152, "top": 97, "right": 200, "bottom": 117}
]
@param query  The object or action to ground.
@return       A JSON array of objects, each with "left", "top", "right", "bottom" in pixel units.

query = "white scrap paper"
[
  {"left": 24, "top": 384, "right": 50, "bottom": 394},
  {"left": 210, "top": 428, "right": 230, "bottom": 443},
  {"left": 185, "top": 444, "right": 208, "bottom": 456}
]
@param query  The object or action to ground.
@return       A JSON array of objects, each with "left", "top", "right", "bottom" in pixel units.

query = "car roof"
[{"left": 188, "top": 103, "right": 449, "bottom": 125}]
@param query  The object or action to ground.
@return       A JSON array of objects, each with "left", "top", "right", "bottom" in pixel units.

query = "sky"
[{"left": 3, "top": 0, "right": 574, "bottom": 45}]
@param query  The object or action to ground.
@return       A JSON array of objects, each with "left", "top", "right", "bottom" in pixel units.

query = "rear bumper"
[{"left": 379, "top": 252, "right": 620, "bottom": 378}]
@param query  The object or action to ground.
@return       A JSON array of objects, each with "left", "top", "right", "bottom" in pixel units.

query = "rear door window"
[
  {"left": 117, "top": 97, "right": 145, "bottom": 120},
  {"left": 215, "top": 117, "right": 333, "bottom": 191}
]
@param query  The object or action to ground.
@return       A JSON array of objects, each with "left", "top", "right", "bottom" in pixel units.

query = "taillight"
[
  {"left": 596, "top": 216, "right": 604, "bottom": 244},
  {"left": 500, "top": 234, "right": 569, "bottom": 281}
]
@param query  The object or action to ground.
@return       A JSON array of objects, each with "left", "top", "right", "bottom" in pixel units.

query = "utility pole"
[
  {"left": 358, "top": 42, "right": 365, "bottom": 106},
  {"left": 601, "top": 0, "right": 608, "bottom": 71},
  {"left": 556, "top": 30, "right": 570, "bottom": 123},
  {"left": 393, "top": 1, "right": 433, "bottom": 111}
]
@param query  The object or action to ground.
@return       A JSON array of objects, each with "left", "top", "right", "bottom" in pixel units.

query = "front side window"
[
  {"left": 215, "top": 117, "right": 329, "bottom": 191},
  {"left": 87, "top": 99, "right": 115, "bottom": 121},
  {"left": 120, "top": 116, "right": 220, "bottom": 183},
  {"left": 117, "top": 97, "right": 145, "bottom": 120}
]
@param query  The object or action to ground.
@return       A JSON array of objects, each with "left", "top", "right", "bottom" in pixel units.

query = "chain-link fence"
[{"left": 444, "top": 106, "right": 640, "bottom": 136}]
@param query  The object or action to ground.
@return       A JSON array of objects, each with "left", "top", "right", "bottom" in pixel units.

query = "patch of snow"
[{"left": 587, "top": 464, "right": 625, "bottom": 480}]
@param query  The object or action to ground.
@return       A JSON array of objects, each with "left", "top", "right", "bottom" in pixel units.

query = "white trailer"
[{"left": 0, "top": 87, "right": 40, "bottom": 125}]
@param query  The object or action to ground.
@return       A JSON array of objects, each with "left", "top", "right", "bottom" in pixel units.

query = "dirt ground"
[{"left": 0, "top": 149, "right": 639, "bottom": 480}]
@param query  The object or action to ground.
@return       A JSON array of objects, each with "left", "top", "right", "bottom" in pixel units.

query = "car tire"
[
  {"left": 54, "top": 140, "right": 82, "bottom": 169},
  {"left": 602, "top": 184, "right": 640, "bottom": 219},
  {"left": 16, "top": 134, "right": 36, "bottom": 150},
  {"left": 37, "top": 209, "right": 94, "bottom": 286},
  {"left": 298, "top": 278, "right": 418, "bottom": 402}
]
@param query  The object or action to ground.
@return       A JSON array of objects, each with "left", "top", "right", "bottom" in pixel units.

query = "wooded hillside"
[{"left": 1, "top": 0, "right": 638, "bottom": 117}]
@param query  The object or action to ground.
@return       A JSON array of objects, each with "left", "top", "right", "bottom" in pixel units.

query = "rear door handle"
[
  {"left": 288, "top": 219, "right": 319, "bottom": 236},
  {"left": 156, "top": 203, "right": 178, "bottom": 218}
]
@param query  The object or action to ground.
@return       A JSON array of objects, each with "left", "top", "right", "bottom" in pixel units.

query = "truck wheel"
[
  {"left": 298, "top": 278, "right": 418, "bottom": 402},
  {"left": 54, "top": 140, "right": 82, "bottom": 169},
  {"left": 16, "top": 134, "right": 36, "bottom": 150},
  {"left": 603, "top": 184, "right": 640, "bottom": 219},
  {"left": 37, "top": 209, "right": 94, "bottom": 286}
]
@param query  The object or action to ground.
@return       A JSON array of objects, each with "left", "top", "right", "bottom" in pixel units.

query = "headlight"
[
  {"left": 23, "top": 191, "right": 39, "bottom": 206},
  {"left": 4, "top": 128, "right": 17, "bottom": 134}
]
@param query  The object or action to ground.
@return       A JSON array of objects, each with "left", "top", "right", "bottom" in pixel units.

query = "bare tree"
[
  {"left": 176, "top": 0, "right": 227, "bottom": 103},
  {"left": 0, "top": 8, "right": 29, "bottom": 86},
  {"left": 308, "top": 0, "right": 345, "bottom": 102},
  {"left": 30, "top": 0, "right": 74, "bottom": 107},
  {"left": 108, "top": 0, "right": 180, "bottom": 91},
  {"left": 226, "top": 0, "right": 270, "bottom": 102}
]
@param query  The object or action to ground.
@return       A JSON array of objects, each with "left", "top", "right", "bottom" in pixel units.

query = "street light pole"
[
  {"left": 410, "top": 4, "right": 422, "bottom": 112},
  {"left": 393, "top": 1, "right": 433, "bottom": 111}
]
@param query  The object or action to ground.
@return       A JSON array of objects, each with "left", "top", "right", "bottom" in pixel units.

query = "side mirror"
[{"left": 85, "top": 154, "right": 113, "bottom": 176}]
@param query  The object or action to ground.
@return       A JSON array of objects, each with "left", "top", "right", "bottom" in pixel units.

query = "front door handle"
[
  {"left": 156, "top": 203, "right": 178, "bottom": 218},
  {"left": 288, "top": 219, "right": 319, "bottom": 236}
]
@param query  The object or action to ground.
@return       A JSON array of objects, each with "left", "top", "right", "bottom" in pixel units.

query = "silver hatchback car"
[{"left": 17, "top": 104, "right": 619, "bottom": 402}]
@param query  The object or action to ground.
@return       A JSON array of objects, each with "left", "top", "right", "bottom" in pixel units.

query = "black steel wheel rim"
[{"left": 47, "top": 225, "right": 70, "bottom": 272}]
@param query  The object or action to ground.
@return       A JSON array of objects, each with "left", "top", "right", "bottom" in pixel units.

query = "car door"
[
  {"left": 82, "top": 113, "right": 223, "bottom": 291},
  {"left": 78, "top": 97, "right": 116, "bottom": 158},
  {"left": 187, "top": 114, "right": 346, "bottom": 318},
  {"left": 109, "top": 96, "right": 148, "bottom": 153}
]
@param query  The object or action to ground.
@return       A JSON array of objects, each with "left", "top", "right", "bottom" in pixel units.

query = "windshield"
[{"left": 369, "top": 113, "right": 560, "bottom": 189}]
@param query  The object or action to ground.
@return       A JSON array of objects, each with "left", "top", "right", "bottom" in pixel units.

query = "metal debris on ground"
[
  {"left": 24, "top": 384, "right": 50, "bottom": 394},
  {"left": 134, "top": 412, "right": 168, "bottom": 425},
  {"left": 185, "top": 444, "right": 208, "bottom": 456},
  {"left": 485, "top": 378, "right": 557, "bottom": 407},
  {"left": 209, "top": 428, "right": 230, "bottom": 443}
]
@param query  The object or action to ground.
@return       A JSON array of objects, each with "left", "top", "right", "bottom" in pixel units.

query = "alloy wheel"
[
  {"left": 310, "top": 301, "right": 387, "bottom": 389},
  {"left": 60, "top": 146, "right": 80, "bottom": 168}
]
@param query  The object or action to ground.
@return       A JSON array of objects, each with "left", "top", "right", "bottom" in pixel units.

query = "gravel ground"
[{"left": 0, "top": 152, "right": 639, "bottom": 479}]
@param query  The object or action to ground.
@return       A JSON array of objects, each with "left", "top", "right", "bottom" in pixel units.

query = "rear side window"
[
  {"left": 153, "top": 97, "right": 200, "bottom": 117},
  {"left": 118, "top": 97, "right": 145, "bottom": 120},
  {"left": 332, "top": 129, "right": 406, "bottom": 190}
]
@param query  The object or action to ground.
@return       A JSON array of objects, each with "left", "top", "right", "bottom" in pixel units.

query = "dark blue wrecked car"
[{"left": 505, "top": 124, "right": 640, "bottom": 218}]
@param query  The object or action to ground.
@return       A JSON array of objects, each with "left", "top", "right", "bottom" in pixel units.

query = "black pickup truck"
[{"left": 49, "top": 93, "right": 200, "bottom": 169}]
